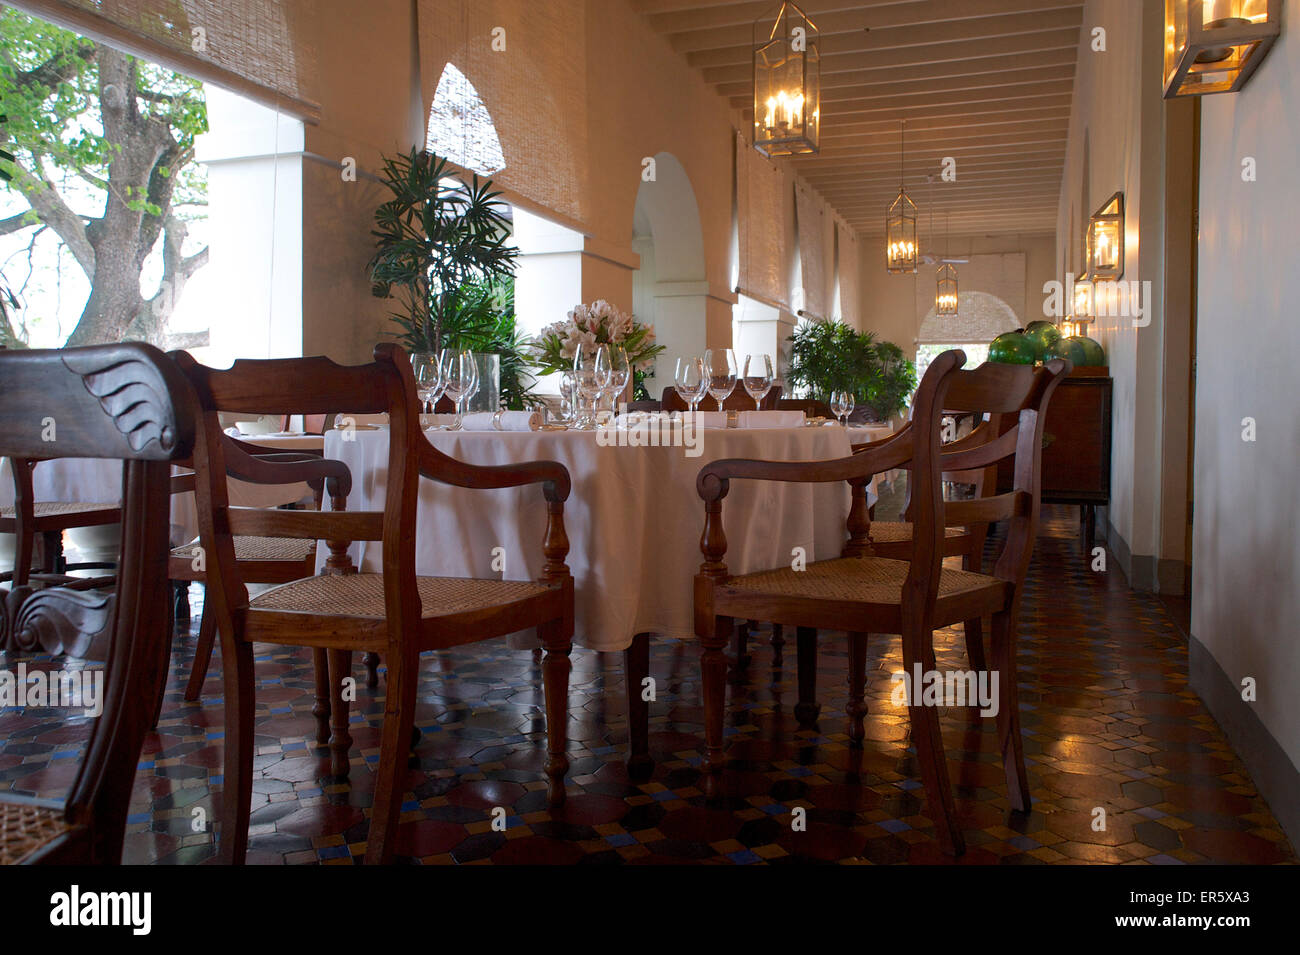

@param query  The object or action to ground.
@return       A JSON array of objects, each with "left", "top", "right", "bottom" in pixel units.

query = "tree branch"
[
  {"left": 0, "top": 211, "right": 40, "bottom": 236},
  {"left": 6, "top": 154, "right": 95, "bottom": 278}
]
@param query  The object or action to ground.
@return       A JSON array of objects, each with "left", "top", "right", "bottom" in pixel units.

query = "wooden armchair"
[
  {"left": 1, "top": 458, "right": 120, "bottom": 592},
  {"left": 167, "top": 440, "right": 354, "bottom": 735},
  {"left": 175, "top": 343, "right": 574, "bottom": 865},
  {"left": 0, "top": 343, "right": 195, "bottom": 864},
  {"left": 776, "top": 397, "right": 833, "bottom": 419},
  {"left": 661, "top": 383, "right": 783, "bottom": 412},
  {"left": 693, "top": 351, "right": 1070, "bottom": 855}
]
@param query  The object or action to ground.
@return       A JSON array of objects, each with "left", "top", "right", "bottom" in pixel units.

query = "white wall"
[{"left": 1194, "top": 17, "right": 1300, "bottom": 771}]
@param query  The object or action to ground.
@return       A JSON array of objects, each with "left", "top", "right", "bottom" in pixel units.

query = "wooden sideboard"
[{"left": 996, "top": 366, "right": 1113, "bottom": 552}]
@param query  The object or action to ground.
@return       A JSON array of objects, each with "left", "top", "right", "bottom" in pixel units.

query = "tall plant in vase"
[{"left": 369, "top": 147, "right": 538, "bottom": 408}]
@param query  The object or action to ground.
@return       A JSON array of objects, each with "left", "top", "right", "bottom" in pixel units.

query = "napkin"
[
  {"left": 738, "top": 410, "right": 806, "bottom": 429},
  {"left": 680, "top": 411, "right": 730, "bottom": 430},
  {"left": 338, "top": 413, "right": 389, "bottom": 427},
  {"left": 460, "top": 410, "right": 543, "bottom": 432}
]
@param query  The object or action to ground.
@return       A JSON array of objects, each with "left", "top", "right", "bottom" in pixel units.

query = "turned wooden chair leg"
[
  {"left": 731, "top": 619, "right": 752, "bottom": 672},
  {"left": 364, "top": 643, "right": 419, "bottom": 865},
  {"left": 363, "top": 651, "right": 380, "bottom": 688},
  {"left": 963, "top": 616, "right": 987, "bottom": 672},
  {"left": 173, "top": 580, "right": 191, "bottom": 627},
  {"left": 310, "top": 648, "right": 330, "bottom": 744},
  {"left": 183, "top": 603, "right": 218, "bottom": 702},
  {"left": 846, "top": 631, "right": 868, "bottom": 745},
  {"left": 901, "top": 624, "right": 964, "bottom": 856},
  {"left": 624, "top": 631, "right": 653, "bottom": 781},
  {"left": 770, "top": 623, "right": 785, "bottom": 667},
  {"left": 700, "top": 616, "right": 732, "bottom": 797},
  {"left": 218, "top": 637, "right": 256, "bottom": 865},
  {"left": 991, "top": 609, "right": 1031, "bottom": 813},
  {"left": 540, "top": 618, "right": 572, "bottom": 807},
  {"left": 326, "top": 649, "right": 353, "bottom": 779},
  {"left": 794, "top": 626, "right": 821, "bottom": 726}
]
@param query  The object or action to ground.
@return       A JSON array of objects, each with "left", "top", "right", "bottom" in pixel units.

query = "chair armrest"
[
  {"left": 698, "top": 435, "right": 912, "bottom": 501},
  {"left": 416, "top": 439, "right": 570, "bottom": 503},
  {"left": 221, "top": 435, "right": 353, "bottom": 501}
]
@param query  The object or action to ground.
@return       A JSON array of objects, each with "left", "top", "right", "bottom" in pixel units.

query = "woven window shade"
[
  {"left": 10, "top": 0, "right": 319, "bottom": 119},
  {"left": 795, "top": 182, "right": 828, "bottom": 319},
  {"left": 735, "top": 130, "right": 789, "bottom": 311},
  {"left": 418, "top": 0, "right": 588, "bottom": 228},
  {"left": 836, "top": 218, "right": 860, "bottom": 327}
]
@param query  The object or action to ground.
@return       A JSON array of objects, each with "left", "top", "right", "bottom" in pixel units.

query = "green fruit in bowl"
[
  {"left": 988, "top": 332, "right": 1037, "bottom": 365},
  {"left": 1045, "top": 336, "right": 1089, "bottom": 367},
  {"left": 1076, "top": 337, "right": 1105, "bottom": 365}
]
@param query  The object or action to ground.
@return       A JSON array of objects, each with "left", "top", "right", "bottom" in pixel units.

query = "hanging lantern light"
[
  {"left": 752, "top": 2, "right": 820, "bottom": 157},
  {"left": 936, "top": 263, "right": 958, "bottom": 316},
  {"left": 1163, "top": 0, "right": 1280, "bottom": 98},
  {"left": 886, "top": 120, "right": 917, "bottom": 274}
]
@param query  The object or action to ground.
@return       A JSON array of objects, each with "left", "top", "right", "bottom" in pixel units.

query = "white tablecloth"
[
  {"left": 0, "top": 433, "right": 324, "bottom": 548},
  {"left": 318, "top": 426, "right": 864, "bottom": 652}
]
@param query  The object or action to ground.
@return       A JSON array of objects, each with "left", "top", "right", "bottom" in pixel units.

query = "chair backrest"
[
  {"left": 170, "top": 344, "right": 421, "bottom": 642},
  {"left": 0, "top": 343, "right": 195, "bottom": 861},
  {"left": 777, "top": 397, "right": 832, "bottom": 419},
  {"left": 926, "top": 358, "right": 1072, "bottom": 589},
  {"left": 662, "top": 383, "right": 783, "bottom": 412}
]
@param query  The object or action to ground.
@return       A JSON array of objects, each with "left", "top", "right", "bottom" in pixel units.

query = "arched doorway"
[{"left": 631, "top": 152, "right": 707, "bottom": 395}]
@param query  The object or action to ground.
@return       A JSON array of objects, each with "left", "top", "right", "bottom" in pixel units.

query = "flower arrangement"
[{"left": 528, "top": 300, "right": 664, "bottom": 376}]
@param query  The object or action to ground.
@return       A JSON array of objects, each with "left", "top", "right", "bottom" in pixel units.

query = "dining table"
[
  {"left": 0, "top": 431, "right": 325, "bottom": 551},
  {"left": 318, "top": 422, "right": 873, "bottom": 654}
]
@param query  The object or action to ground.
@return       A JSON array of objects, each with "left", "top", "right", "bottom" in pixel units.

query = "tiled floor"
[{"left": 1, "top": 504, "right": 1294, "bottom": 864}]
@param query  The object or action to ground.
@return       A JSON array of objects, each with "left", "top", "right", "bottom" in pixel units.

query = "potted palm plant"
[
  {"left": 369, "top": 147, "right": 538, "bottom": 410},
  {"left": 786, "top": 320, "right": 916, "bottom": 423}
]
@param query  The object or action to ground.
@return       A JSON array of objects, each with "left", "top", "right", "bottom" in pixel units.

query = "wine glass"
[
  {"left": 674, "top": 356, "right": 707, "bottom": 415},
  {"left": 555, "top": 369, "right": 577, "bottom": 425},
  {"left": 704, "top": 348, "right": 737, "bottom": 410},
  {"left": 573, "top": 345, "right": 611, "bottom": 430},
  {"left": 605, "top": 345, "right": 631, "bottom": 414},
  {"left": 742, "top": 354, "right": 774, "bottom": 410},
  {"left": 443, "top": 350, "right": 478, "bottom": 431},
  {"left": 831, "top": 390, "right": 855, "bottom": 427},
  {"left": 411, "top": 352, "right": 444, "bottom": 417}
]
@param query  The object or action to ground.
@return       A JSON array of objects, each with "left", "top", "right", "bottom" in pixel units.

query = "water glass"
[
  {"left": 704, "top": 348, "right": 737, "bottom": 410},
  {"left": 443, "top": 350, "right": 479, "bottom": 430},
  {"left": 831, "top": 390, "right": 855, "bottom": 427},
  {"left": 743, "top": 354, "right": 774, "bottom": 410},
  {"left": 674, "top": 356, "right": 707, "bottom": 414}
]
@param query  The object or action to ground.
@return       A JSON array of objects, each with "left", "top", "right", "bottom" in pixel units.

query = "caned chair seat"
[
  {"left": 716, "top": 556, "right": 1010, "bottom": 633},
  {"left": 171, "top": 535, "right": 315, "bottom": 563},
  {"left": 250, "top": 572, "right": 551, "bottom": 619},
  {"left": 0, "top": 802, "right": 76, "bottom": 865},
  {"left": 868, "top": 521, "right": 966, "bottom": 543},
  {"left": 0, "top": 501, "right": 118, "bottom": 521}
]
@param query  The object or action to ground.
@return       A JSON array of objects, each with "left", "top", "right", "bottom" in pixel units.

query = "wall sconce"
[
  {"left": 1164, "top": 0, "right": 1280, "bottom": 98},
  {"left": 753, "top": 2, "right": 820, "bottom": 156},
  {"left": 1087, "top": 193, "right": 1124, "bottom": 281}
]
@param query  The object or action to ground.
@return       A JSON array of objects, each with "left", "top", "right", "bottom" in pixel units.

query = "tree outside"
[{"left": 0, "top": 6, "right": 208, "bottom": 349}]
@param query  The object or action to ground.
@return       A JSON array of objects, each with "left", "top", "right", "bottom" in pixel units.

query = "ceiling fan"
[{"left": 919, "top": 173, "right": 969, "bottom": 265}]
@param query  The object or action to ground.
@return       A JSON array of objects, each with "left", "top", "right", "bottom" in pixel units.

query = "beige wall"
[
  {"left": 854, "top": 232, "right": 1056, "bottom": 350},
  {"left": 1054, "top": 0, "right": 1176, "bottom": 583},
  {"left": 1193, "top": 10, "right": 1300, "bottom": 773}
]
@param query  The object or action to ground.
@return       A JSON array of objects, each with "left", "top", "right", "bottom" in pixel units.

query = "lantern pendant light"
[
  {"left": 752, "top": 2, "right": 821, "bottom": 156},
  {"left": 886, "top": 120, "right": 917, "bottom": 274},
  {"left": 936, "top": 214, "right": 957, "bottom": 316}
]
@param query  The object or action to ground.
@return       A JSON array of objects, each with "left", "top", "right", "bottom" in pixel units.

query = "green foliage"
[
  {"left": 388, "top": 274, "right": 540, "bottom": 411},
  {"left": 787, "top": 319, "right": 916, "bottom": 421},
  {"left": 0, "top": 9, "right": 207, "bottom": 199},
  {"left": 369, "top": 147, "right": 517, "bottom": 352}
]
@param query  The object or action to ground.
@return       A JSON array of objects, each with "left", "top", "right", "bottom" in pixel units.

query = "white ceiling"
[{"left": 634, "top": 0, "right": 1083, "bottom": 238}]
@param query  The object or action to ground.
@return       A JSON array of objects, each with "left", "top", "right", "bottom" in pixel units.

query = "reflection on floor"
[{"left": 1, "top": 504, "right": 1294, "bottom": 864}]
